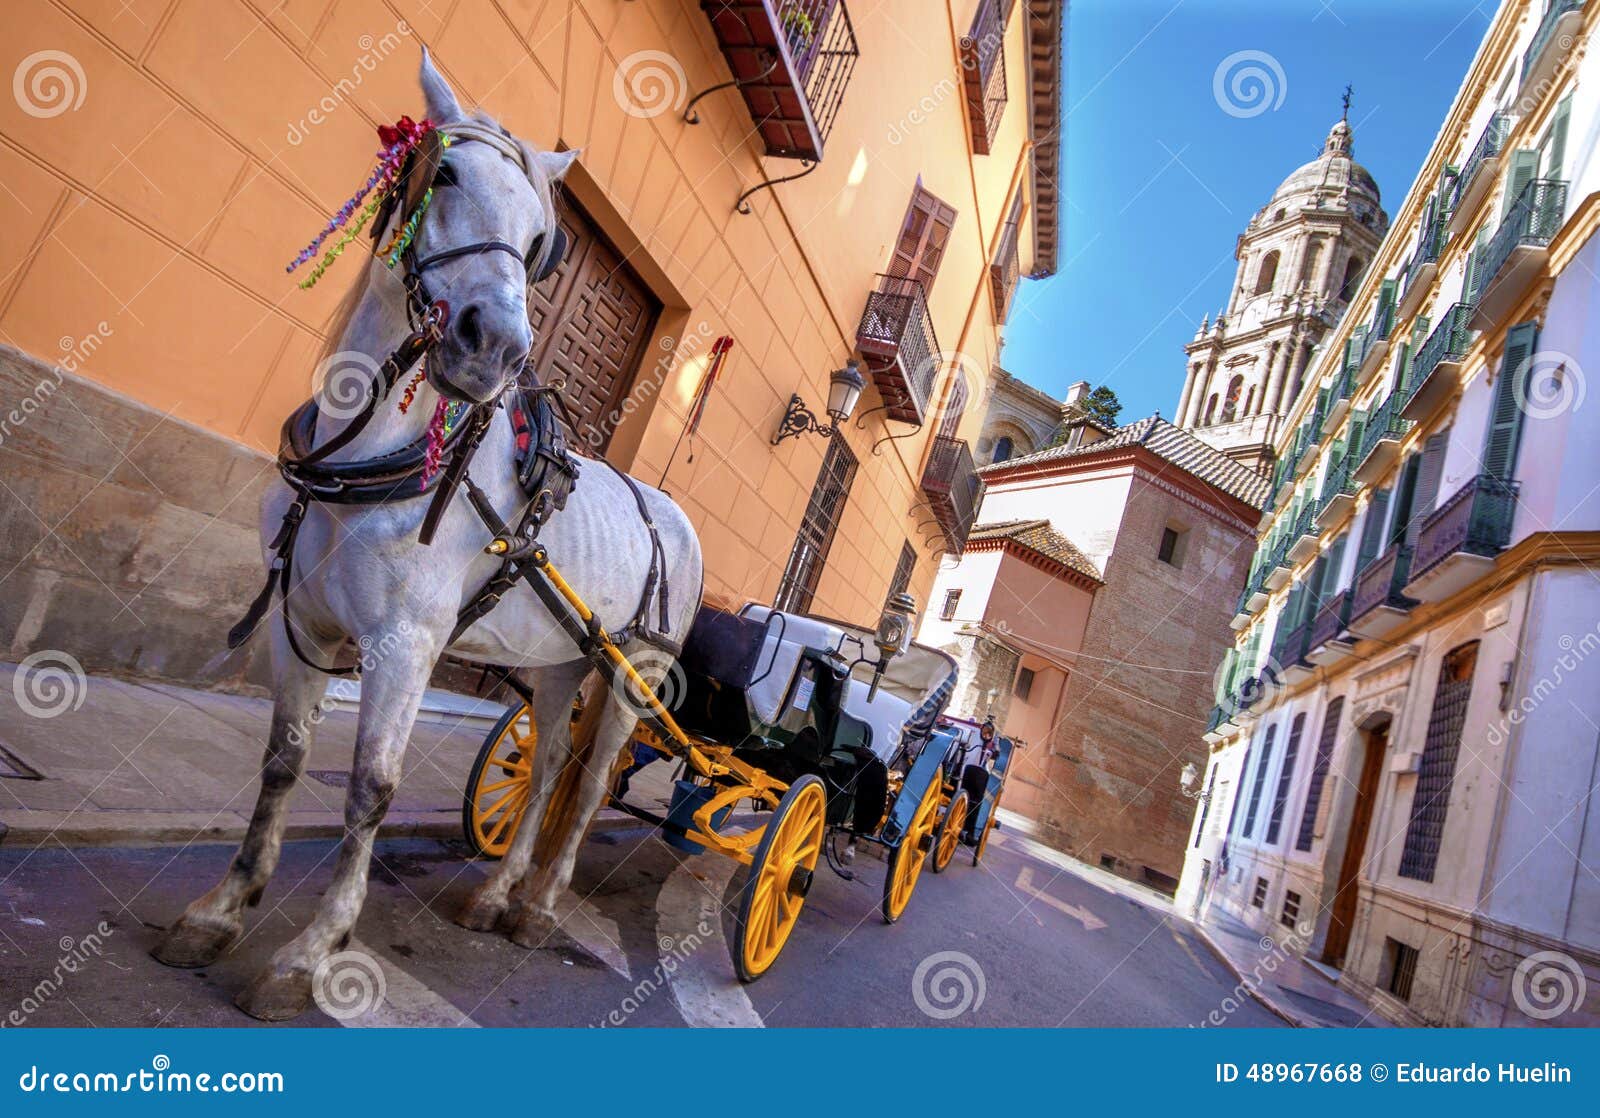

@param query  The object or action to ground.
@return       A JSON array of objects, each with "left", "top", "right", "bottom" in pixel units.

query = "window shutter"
[
  {"left": 1304, "top": 558, "right": 1326, "bottom": 617},
  {"left": 1501, "top": 149, "right": 1539, "bottom": 221},
  {"left": 1393, "top": 341, "right": 1412, "bottom": 397},
  {"left": 1321, "top": 533, "right": 1348, "bottom": 602},
  {"left": 1463, "top": 227, "right": 1491, "bottom": 305},
  {"left": 892, "top": 184, "right": 959, "bottom": 294},
  {"left": 1405, "top": 431, "right": 1450, "bottom": 543},
  {"left": 1357, "top": 488, "right": 1391, "bottom": 569},
  {"left": 1390, "top": 453, "right": 1421, "bottom": 547},
  {"left": 1347, "top": 408, "right": 1367, "bottom": 460},
  {"left": 1545, "top": 95, "right": 1571, "bottom": 179},
  {"left": 1484, "top": 321, "right": 1537, "bottom": 480}
]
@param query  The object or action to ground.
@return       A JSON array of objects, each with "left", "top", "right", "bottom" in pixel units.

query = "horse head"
[{"left": 407, "top": 49, "right": 579, "bottom": 404}]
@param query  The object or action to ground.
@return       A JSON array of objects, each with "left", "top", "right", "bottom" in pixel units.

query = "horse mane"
[{"left": 314, "top": 109, "right": 559, "bottom": 370}]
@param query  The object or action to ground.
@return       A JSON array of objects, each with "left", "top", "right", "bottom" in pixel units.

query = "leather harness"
[{"left": 229, "top": 124, "right": 674, "bottom": 677}]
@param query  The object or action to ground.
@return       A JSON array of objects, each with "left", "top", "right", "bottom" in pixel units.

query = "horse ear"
[
  {"left": 418, "top": 47, "right": 463, "bottom": 123},
  {"left": 534, "top": 149, "right": 581, "bottom": 184}
]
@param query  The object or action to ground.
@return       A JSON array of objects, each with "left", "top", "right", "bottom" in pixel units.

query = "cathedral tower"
[{"left": 1175, "top": 117, "right": 1388, "bottom": 474}]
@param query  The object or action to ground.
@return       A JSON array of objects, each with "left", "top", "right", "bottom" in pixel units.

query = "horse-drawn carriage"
[{"left": 464, "top": 592, "right": 980, "bottom": 980}]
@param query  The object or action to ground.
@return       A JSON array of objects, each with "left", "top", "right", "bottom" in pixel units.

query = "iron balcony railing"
[
  {"left": 1363, "top": 304, "right": 1393, "bottom": 357},
  {"left": 1318, "top": 455, "right": 1356, "bottom": 515},
  {"left": 959, "top": 0, "right": 1009, "bottom": 155},
  {"left": 856, "top": 273, "right": 941, "bottom": 423},
  {"left": 1349, "top": 543, "right": 1416, "bottom": 626},
  {"left": 700, "top": 1, "right": 860, "bottom": 162},
  {"left": 1477, "top": 178, "right": 1568, "bottom": 301},
  {"left": 990, "top": 215, "right": 1021, "bottom": 319},
  {"left": 1524, "top": 0, "right": 1584, "bottom": 81},
  {"left": 920, "top": 435, "right": 984, "bottom": 556},
  {"left": 1403, "top": 302, "right": 1473, "bottom": 405},
  {"left": 1403, "top": 206, "right": 1447, "bottom": 301},
  {"left": 1310, "top": 588, "right": 1353, "bottom": 649},
  {"left": 1273, "top": 618, "right": 1312, "bottom": 671},
  {"left": 1453, "top": 112, "right": 1510, "bottom": 211},
  {"left": 1410, "top": 474, "right": 1520, "bottom": 583},
  {"left": 1290, "top": 501, "right": 1318, "bottom": 545},
  {"left": 1356, "top": 391, "right": 1411, "bottom": 469}
]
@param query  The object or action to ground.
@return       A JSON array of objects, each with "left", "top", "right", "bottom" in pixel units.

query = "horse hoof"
[
  {"left": 508, "top": 908, "right": 557, "bottom": 949},
  {"left": 454, "top": 888, "right": 506, "bottom": 933},
  {"left": 150, "top": 916, "right": 241, "bottom": 969},
  {"left": 234, "top": 966, "right": 312, "bottom": 1022}
]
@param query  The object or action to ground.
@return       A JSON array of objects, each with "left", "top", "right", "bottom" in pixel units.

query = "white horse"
[{"left": 152, "top": 53, "right": 702, "bottom": 1020}]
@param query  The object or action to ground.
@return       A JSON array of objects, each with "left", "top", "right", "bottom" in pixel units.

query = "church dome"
[{"left": 1265, "top": 119, "right": 1383, "bottom": 224}]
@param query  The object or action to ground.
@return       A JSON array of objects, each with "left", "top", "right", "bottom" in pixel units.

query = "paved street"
[{"left": 0, "top": 822, "right": 1280, "bottom": 1028}]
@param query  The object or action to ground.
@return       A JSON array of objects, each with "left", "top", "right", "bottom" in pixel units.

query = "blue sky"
[{"left": 1002, "top": 0, "right": 1493, "bottom": 423}]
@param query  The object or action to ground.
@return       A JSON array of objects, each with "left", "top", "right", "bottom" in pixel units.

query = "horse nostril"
[{"left": 457, "top": 304, "right": 483, "bottom": 352}]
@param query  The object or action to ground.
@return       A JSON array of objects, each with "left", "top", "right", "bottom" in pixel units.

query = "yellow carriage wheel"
[
  {"left": 732, "top": 775, "right": 826, "bottom": 983},
  {"left": 882, "top": 776, "right": 942, "bottom": 923},
  {"left": 463, "top": 703, "right": 538, "bottom": 859},
  {"left": 931, "top": 790, "right": 968, "bottom": 874}
]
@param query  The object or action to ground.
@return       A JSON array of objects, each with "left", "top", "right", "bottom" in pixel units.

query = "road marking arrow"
[{"left": 1014, "top": 866, "right": 1107, "bottom": 931}]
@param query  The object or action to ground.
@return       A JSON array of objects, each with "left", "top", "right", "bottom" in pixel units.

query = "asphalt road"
[{"left": 0, "top": 823, "right": 1281, "bottom": 1028}]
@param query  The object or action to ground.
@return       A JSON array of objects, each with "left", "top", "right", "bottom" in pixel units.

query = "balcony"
[
  {"left": 1447, "top": 112, "right": 1510, "bottom": 236},
  {"left": 1317, "top": 455, "right": 1358, "bottom": 527},
  {"left": 1231, "top": 572, "right": 1268, "bottom": 629},
  {"left": 920, "top": 435, "right": 984, "bottom": 556},
  {"left": 699, "top": 0, "right": 860, "bottom": 162},
  {"left": 1306, "top": 590, "right": 1355, "bottom": 666},
  {"left": 1263, "top": 538, "right": 1293, "bottom": 591},
  {"left": 1347, "top": 544, "right": 1417, "bottom": 639},
  {"left": 1358, "top": 310, "right": 1391, "bottom": 380},
  {"left": 1522, "top": 0, "right": 1585, "bottom": 94},
  {"left": 960, "top": 0, "right": 1009, "bottom": 155},
  {"left": 1274, "top": 620, "right": 1314, "bottom": 683},
  {"left": 856, "top": 273, "right": 941, "bottom": 423},
  {"left": 1321, "top": 364, "right": 1355, "bottom": 436},
  {"left": 1353, "top": 392, "right": 1412, "bottom": 486},
  {"left": 1471, "top": 179, "right": 1567, "bottom": 330},
  {"left": 1398, "top": 213, "right": 1446, "bottom": 322},
  {"left": 990, "top": 214, "right": 1021, "bottom": 320},
  {"left": 1404, "top": 474, "right": 1519, "bottom": 602},
  {"left": 1401, "top": 303, "right": 1473, "bottom": 421},
  {"left": 1286, "top": 503, "right": 1320, "bottom": 565}
]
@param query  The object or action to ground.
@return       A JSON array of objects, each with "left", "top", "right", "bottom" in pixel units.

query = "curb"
[{"left": 1186, "top": 919, "right": 1303, "bottom": 1028}]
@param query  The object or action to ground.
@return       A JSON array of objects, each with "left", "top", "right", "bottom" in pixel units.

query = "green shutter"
[
  {"left": 1348, "top": 408, "right": 1368, "bottom": 461},
  {"left": 1357, "top": 489, "right": 1390, "bottom": 569},
  {"left": 1395, "top": 341, "right": 1414, "bottom": 397},
  {"left": 1390, "top": 453, "right": 1421, "bottom": 548},
  {"left": 1545, "top": 95, "right": 1571, "bottom": 180},
  {"left": 1502, "top": 149, "right": 1540, "bottom": 220},
  {"left": 1484, "top": 321, "right": 1538, "bottom": 480},
  {"left": 1321, "top": 533, "right": 1348, "bottom": 602},
  {"left": 1464, "top": 227, "right": 1491, "bottom": 305},
  {"left": 1406, "top": 431, "right": 1450, "bottom": 543}
]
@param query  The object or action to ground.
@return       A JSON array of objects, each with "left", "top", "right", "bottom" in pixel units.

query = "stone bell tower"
[{"left": 1174, "top": 113, "right": 1389, "bottom": 475}]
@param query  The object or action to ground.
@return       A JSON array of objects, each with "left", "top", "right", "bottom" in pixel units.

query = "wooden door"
[
  {"left": 1323, "top": 724, "right": 1387, "bottom": 968},
  {"left": 526, "top": 190, "right": 661, "bottom": 457}
]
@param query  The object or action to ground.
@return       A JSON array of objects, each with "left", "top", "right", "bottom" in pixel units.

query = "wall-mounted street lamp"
[
  {"left": 771, "top": 359, "right": 866, "bottom": 444},
  {"left": 1180, "top": 761, "right": 1210, "bottom": 803}
]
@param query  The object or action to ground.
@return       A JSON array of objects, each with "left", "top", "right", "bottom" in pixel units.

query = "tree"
[{"left": 1046, "top": 385, "right": 1123, "bottom": 448}]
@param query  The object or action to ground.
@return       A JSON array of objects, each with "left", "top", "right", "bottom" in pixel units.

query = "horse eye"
[{"left": 434, "top": 162, "right": 459, "bottom": 188}]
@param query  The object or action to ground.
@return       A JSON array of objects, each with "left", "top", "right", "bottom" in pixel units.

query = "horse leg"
[
  {"left": 234, "top": 635, "right": 436, "bottom": 1021},
  {"left": 455, "top": 658, "right": 592, "bottom": 931},
  {"left": 152, "top": 631, "right": 331, "bottom": 967},
  {"left": 506, "top": 673, "right": 638, "bottom": 947}
]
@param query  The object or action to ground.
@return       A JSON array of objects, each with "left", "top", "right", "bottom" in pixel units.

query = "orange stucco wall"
[{"left": 0, "top": 0, "right": 1046, "bottom": 630}]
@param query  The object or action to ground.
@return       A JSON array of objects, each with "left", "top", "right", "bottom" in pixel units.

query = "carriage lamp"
[
  {"left": 864, "top": 590, "right": 917, "bottom": 702},
  {"left": 771, "top": 359, "right": 866, "bottom": 444},
  {"left": 1180, "top": 761, "right": 1209, "bottom": 802}
]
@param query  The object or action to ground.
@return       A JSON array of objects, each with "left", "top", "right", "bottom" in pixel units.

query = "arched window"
[
  {"left": 1299, "top": 238, "right": 1324, "bottom": 288},
  {"left": 1254, "top": 250, "right": 1280, "bottom": 296},
  {"left": 1221, "top": 375, "right": 1244, "bottom": 423},
  {"left": 1243, "top": 386, "right": 1256, "bottom": 416},
  {"left": 991, "top": 436, "right": 1014, "bottom": 463},
  {"left": 1339, "top": 255, "right": 1365, "bottom": 301}
]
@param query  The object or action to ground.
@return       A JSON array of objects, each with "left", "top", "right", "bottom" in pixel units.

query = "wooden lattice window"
[
  {"left": 891, "top": 183, "right": 958, "bottom": 295},
  {"left": 1399, "top": 642, "right": 1479, "bottom": 881},
  {"left": 1265, "top": 712, "right": 1306, "bottom": 846},
  {"left": 1294, "top": 696, "right": 1344, "bottom": 852},
  {"left": 774, "top": 437, "right": 859, "bottom": 614},
  {"left": 959, "top": 0, "right": 1009, "bottom": 154}
]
